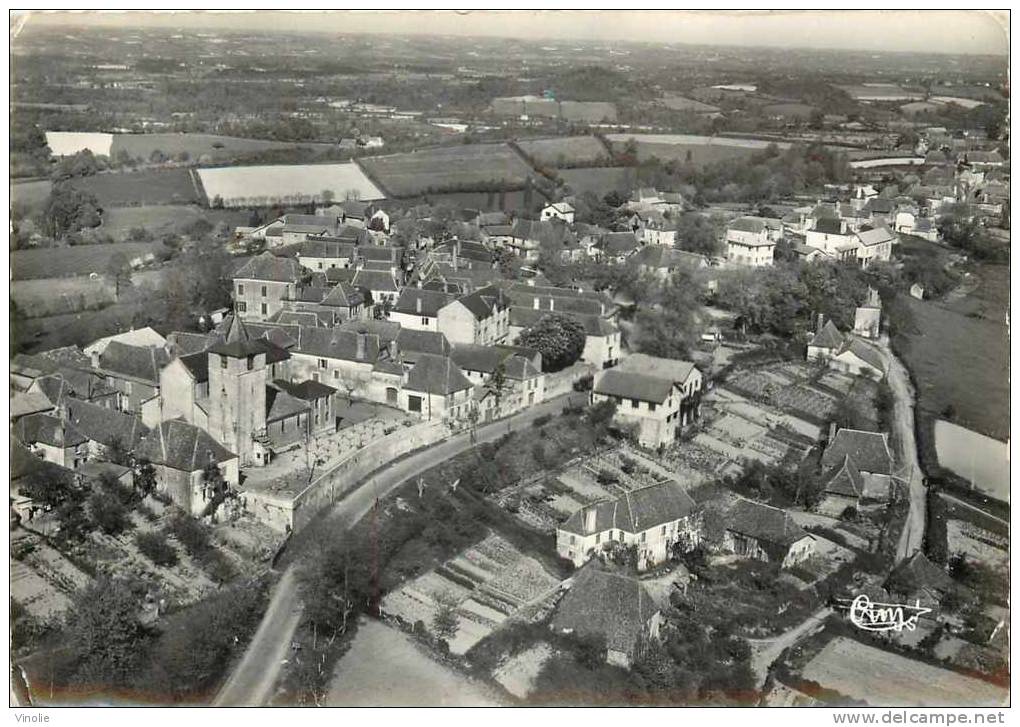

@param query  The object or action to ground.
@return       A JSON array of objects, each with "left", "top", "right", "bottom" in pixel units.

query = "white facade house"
[
  {"left": 725, "top": 217, "right": 775, "bottom": 267},
  {"left": 541, "top": 202, "right": 575, "bottom": 224}
]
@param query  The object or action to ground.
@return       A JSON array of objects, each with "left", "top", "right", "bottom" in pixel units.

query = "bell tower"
[{"left": 207, "top": 315, "right": 267, "bottom": 466}]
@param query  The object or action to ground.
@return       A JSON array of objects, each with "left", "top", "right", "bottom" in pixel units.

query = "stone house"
[{"left": 724, "top": 499, "right": 816, "bottom": 568}]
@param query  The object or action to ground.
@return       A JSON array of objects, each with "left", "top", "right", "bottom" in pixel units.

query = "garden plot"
[
  {"left": 493, "top": 643, "right": 556, "bottom": 699},
  {"left": 946, "top": 520, "right": 1008, "bottom": 570},
  {"left": 11, "top": 534, "right": 91, "bottom": 621},
  {"left": 711, "top": 387, "right": 823, "bottom": 441},
  {"left": 726, "top": 370, "right": 837, "bottom": 424},
  {"left": 382, "top": 533, "right": 560, "bottom": 655},
  {"left": 553, "top": 466, "right": 619, "bottom": 502}
]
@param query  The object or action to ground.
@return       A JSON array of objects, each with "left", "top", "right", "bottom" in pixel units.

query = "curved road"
[
  {"left": 214, "top": 392, "right": 585, "bottom": 706},
  {"left": 748, "top": 607, "right": 832, "bottom": 686}
]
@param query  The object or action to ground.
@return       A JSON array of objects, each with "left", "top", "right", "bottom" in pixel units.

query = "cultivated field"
[
  {"left": 46, "top": 131, "right": 114, "bottom": 156},
  {"left": 381, "top": 533, "right": 560, "bottom": 655},
  {"left": 196, "top": 162, "right": 384, "bottom": 207},
  {"left": 607, "top": 133, "right": 790, "bottom": 150},
  {"left": 68, "top": 168, "right": 200, "bottom": 206},
  {"left": 110, "top": 132, "right": 334, "bottom": 163},
  {"left": 360, "top": 143, "right": 533, "bottom": 197},
  {"left": 836, "top": 84, "right": 926, "bottom": 101},
  {"left": 12, "top": 242, "right": 167, "bottom": 281},
  {"left": 515, "top": 136, "right": 611, "bottom": 167},
  {"left": 801, "top": 637, "right": 1007, "bottom": 706},
  {"left": 100, "top": 205, "right": 250, "bottom": 240}
]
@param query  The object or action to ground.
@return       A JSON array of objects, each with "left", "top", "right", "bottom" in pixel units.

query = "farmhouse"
[
  {"left": 13, "top": 413, "right": 88, "bottom": 469},
  {"left": 550, "top": 565, "right": 663, "bottom": 668},
  {"left": 541, "top": 201, "right": 575, "bottom": 224},
  {"left": 296, "top": 238, "right": 359, "bottom": 271},
  {"left": 829, "top": 337, "right": 886, "bottom": 379},
  {"left": 854, "top": 225, "right": 896, "bottom": 268},
  {"left": 726, "top": 217, "right": 775, "bottom": 267},
  {"left": 556, "top": 481, "right": 700, "bottom": 570},
  {"left": 66, "top": 398, "right": 150, "bottom": 461},
  {"left": 617, "top": 353, "right": 702, "bottom": 420},
  {"left": 821, "top": 425, "right": 896, "bottom": 501},
  {"left": 402, "top": 353, "right": 476, "bottom": 423},
  {"left": 806, "top": 317, "right": 844, "bottom": 361},
  {"left": 233, "top": 252, "right": 305, "bottom": 322},
  {"left": 451, "top": 343, "right": 545, "bottom": 418},
  {"left": 853, "top": 288, "right": 882, "bottom": 339},
  {"left": 724, "top": 499, "right": 816, "bottom": 567},
  {"left": 805, "top": 218, "right": 858, "bottom": 260},
  {"left": 351, "top": 268, "right": 400, "bottom": 305},
  {"left": 596, "top": 231, "right": 640, "bottom": 263},
  {"left": 631, "top": 245, "right": 709, "bottom": 279}
]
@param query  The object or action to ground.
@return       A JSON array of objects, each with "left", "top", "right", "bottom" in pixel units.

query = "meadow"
[
  {"left": 67, "top": 168, "right": 200, "bottom": 206},
  {"left": 110, "top": 133, "right": 334, "bottom": 163},
  {"left": 360, "top": 143, "right": 533, "bottom": 197},
  {"left": 11, "top": 242, "right": 169, "bottom": 281}
]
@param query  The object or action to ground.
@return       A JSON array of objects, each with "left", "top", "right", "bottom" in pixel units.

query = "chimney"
[
  {"left": 549, "top": 297, "right": 555, "bottom": 311},
  {"left": 584, "top": 507, "right": 597, "bottom": 534},
  {"left": 356, "top": 333, "right": 366, "bottom": 361},
  {"left": 416, "top": 296, "right": 422, "bottom": 314},
  {"left": 533, "top": 297, "right": 539, "bottom": 310},
  {"left": 816, "top": 313, "right": 824, "bottom": 333}
]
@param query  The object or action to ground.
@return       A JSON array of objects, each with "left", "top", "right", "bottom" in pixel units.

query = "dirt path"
[
  {"left": 876, "top": 337, "right": 926, "bottom": 562},
  {"left": 327, "top": 619, "right": 503, "bottom": 706},
  {"left": 747, "top": 607, "right": 832, "bottom": 686}
]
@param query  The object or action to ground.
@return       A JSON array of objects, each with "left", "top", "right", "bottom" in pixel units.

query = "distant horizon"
[{"left": 13, "top": 10, "right": 1010, "bottom": 57}]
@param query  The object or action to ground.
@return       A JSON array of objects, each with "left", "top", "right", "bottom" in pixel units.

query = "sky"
[{"left": 16, "top": 10, "right": 1009, "bottom": 56}]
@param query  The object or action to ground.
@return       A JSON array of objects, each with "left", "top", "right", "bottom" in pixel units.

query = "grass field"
[
  {"left": 658, "top": 95, "right": 720, "bottom": 113},
  {"left": 895, "top": 263, "right": 1009, "bottom": 442},
  {"left": 360, "top": 143, "right": 533, "bottom": 197},
  {"left": 515, "top": 136, "right": 611, "bottom": 167},
  {"left": 801, "top": 637, "right": 1006, "bottom": 706},
  {"left": 12, "top": 242, "right": 168, "bottom": 280},
  {"left": 11, "top": 179, "right": 53, "bottom": 211},
  {"left": 68, "top": 168, "right": 200, "bottom": 206},
  {"left": 607, "top": 133, "right": 787, "bottom": 168},
  {"left": 100, "top": 205, "right": 251, "bottom": 240},
  {"left": 111, "top": 133, "right": 334, "bottom": 163},
  {"left": 557, "top": 166, "right": 637, "bottom": 196},
  {"left": 197, "top": 162, "right": 383, "bottom": 207}
]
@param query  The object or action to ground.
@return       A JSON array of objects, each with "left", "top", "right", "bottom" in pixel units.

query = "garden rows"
[{"left": 726, "top": 370, "right": 838, "bottom": 422}]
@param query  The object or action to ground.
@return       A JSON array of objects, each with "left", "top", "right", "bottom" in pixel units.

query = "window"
[
  {"left": 595, "top": 533, "right": 601, "bottom": 545},
  {"left": 220, "top": 355, "right": 228, "bottom": 369},
  {"left": 640, "top": 532, "right": 646, "bottom": 543},
  {"left": 408, "top": 395, "right": 423, "bottom": 413},
  {"left": 661, "top": 525, "right": 667, "bottom": 535},
  {"left": 318, "top": 359, "right": 327, "bottom": 369},
  {"left": 236, "top": 302, "right": 247, "bottom": 313},
  {"left": 333, "top": 369, "right": 339, "bottom": 379},
  {"left": 422, "top": 317, "right": 429, "bottom": 326},
  {"left": 261, "top": 285, "right": 267, "bottom": 297},
  {"left": 246, "top": 355, "right": 254, "bottom": 371},
  {"left": 260, "top": 303, "right": 267, "bottom": 315},
  {"left": 570, "top": 535, "right": 576, "bottom": 545},
  {"left": 649, "top": 402, "right": 657, "bottom": 412},
  {"left": 631, "top": 399, "right": 639, "bottom": 409}
]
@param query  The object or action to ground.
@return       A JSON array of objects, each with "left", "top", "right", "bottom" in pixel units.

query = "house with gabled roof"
[
  {"left": 592, "top": 369, "right": 677, "bottom": 449},
  {"left": 884, "top": 552, "right": 958, "bottom": 611},
  {"left": 233, "top": 251, "right": 305, "bottom": 322},
  {"left": 725, "top": 499, "right": 815, "bottom": 567},
  {"left": 13, "top": 412, "right": 89, "bottom": 469},
  {"left": 402, "top": 353, "right": 475, "bottom": 423},
  {"left": 853, "top": 288, "right": 882, "bottom": 339},
  {"left": 134, "top": 418, "right": 239, "bottom": 516},
  {"left": 854, "top": 225, "right": 896, "bottom": 268},
  {"left": 726, "top": 216, "right": 775, "bottom": 267},
  {"left": 92, "top": 341, "right": 170, "bottom": 426},
  {"left": 631, "top": 245, "right": 709, "bottom": 279},
  {"left": 821, "top": 425, "right": 896, "bottom": 501},
  {"left": 830, "top": 337, "right": 886, "bottom": 379},
  {"left": 66, "top": 399, "right": 149, "bottom": 461},
  {"left": 296, "top": 237, "right": 359, "bottom": 272},
  {"left": 550, "top": 564, "right": 664, "bottom": 668},
  {"left": 351, "top": 268, "right": 400, "bottom": 306},
  {"left": 451, "top": 343, "right": 545, "bottom": 419},
  {"left": 437, "top": 284, "right": 510, "bottom": 346},
  {"left": 541, "top": 201, "right": 575, "bottom": 224},
  {"left": 390, "top": 287, "right": 456, "bottom": 333},
  {"left": 806, "top": 316, "right": 845, "bottom": 361},
  {"left": 805, "top": 217, "right": 858, "bottom": 260},
  {"left": 596, "top": 231, "right": 640, "bottom": 263},
  {"left": 556, "top": 481, "right": 700, "bottom": 570}
]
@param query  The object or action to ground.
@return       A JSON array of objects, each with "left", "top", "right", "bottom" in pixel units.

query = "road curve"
[{"left": 213, "top": 392, "right": 585, "bottom": 706}]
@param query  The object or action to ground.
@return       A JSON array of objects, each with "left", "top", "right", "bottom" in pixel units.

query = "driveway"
[
  {"left": 212, "top": 392, "right": 584, "bottom": 706},
  {"left": 748, "top": 607, "right": 832, "bottom": 686}
]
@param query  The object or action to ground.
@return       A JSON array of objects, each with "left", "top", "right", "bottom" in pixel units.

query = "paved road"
[
  {"left": 877, "top": 337, "right": 926, "bottom": 562},
  {"left": 748, "top": 607, "right": 832, "bottom": 686},
  {"left": 213, "top": 392, "right": 585, "bottom": 706},
  {"left": 213, "top": 567, "right": 303, "bottom": 707}
]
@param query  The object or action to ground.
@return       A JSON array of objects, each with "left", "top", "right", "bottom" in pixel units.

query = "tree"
[
  {"left": 630, "top": 269, "right": 705, "bottom": 359},
  {"left": 134, "top": 459, "right": 157, "bottom": 497},
  {"left": 42, "top": 183, "right": 102, "bottom": 237},
  {"left": 431, "top": 592, "right": 460, "bottom": 644},
  {"left": 87, "top": 488, "right": 130, "bottom": 535},
  {"left": 136, "top": 531, "right": 179, "bottom": 567},
  {"left": 66, "top": 577, "right": 148, "bottom": 687},
  {"left": 106, "top": 252, "right": 132, "bottom": 299},
  {"left": 320, "top": 189, "right": 335, "bottom": 204},
  {"left": 674, "top": 212, "right": 724, "bottom": 256},
  {"left": 516, "top": 312, "right": 587, "bottom": 372}
]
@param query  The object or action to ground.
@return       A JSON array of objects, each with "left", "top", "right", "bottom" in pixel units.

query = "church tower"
[{"left": 207, "top": 315, "right": 267, "bottom": 467}]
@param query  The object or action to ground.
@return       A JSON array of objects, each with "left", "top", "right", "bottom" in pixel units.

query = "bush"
[
  {"left": 135, "top": 531, "right": 179, "bottom": 567},
  {"left": 532, "top": 413, "right": 553, "bottom": 428},
  {"left": 87, "top": 490, "right": 131, "bottom": 536},
  {"left": 166, "top": 513, "right": 211, "bottom": 555},
  {"left": 572, "top": 373, "right": 594, "bottom": 391}
]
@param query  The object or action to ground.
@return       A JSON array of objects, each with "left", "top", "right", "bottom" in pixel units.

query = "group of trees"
[
  {"left": 39, "top": 183, "right": 103, "bottom": 238},
  {"left": 516, "top": 312, "right": 587, "bottom": 372},
  {"left": 937, "top": 203, "right": 1009, "bottom": 263}
]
